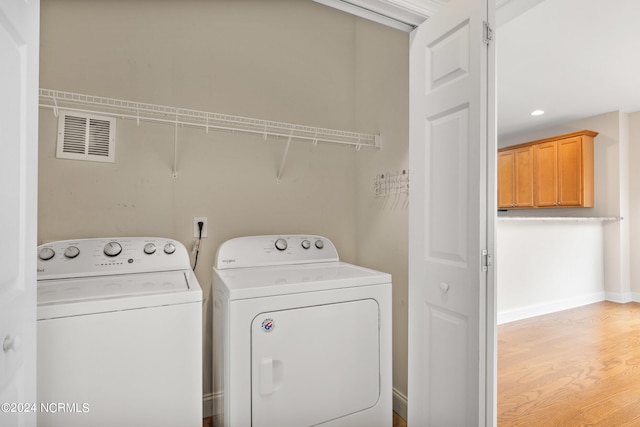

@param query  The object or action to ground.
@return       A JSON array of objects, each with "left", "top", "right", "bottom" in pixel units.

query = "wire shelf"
[{"left": 39, "top": 89, "right": 380, "bottom": 149}]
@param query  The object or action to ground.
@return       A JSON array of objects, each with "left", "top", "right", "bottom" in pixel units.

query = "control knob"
[
  {"left": 144, "top": 243, "right": 157, "bottom": 255},
  {"left": 38, "top": 247, "right": 55, "bottom": 261},
  {"left": 315, "top": 239, "right": 324, "bottom": 249},
  {"left": 275, "top": 238, "right": 288, "bottom": 251},
  {"left": 164, "top": 243, "right": 176, "bottom": 255},
  {"left": 64, "top": 246, "right": 80, "bottom": 259},
  {"left": 301, "top": 239, "right": 311, "bottom": 250},
  {"left": 103, "top": 242, "right": 122, "bottom": 257}
]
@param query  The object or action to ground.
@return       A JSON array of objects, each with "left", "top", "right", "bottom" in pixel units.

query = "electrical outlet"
[{"left": 193, "top": 217, "right": 208, "bottom": 238}]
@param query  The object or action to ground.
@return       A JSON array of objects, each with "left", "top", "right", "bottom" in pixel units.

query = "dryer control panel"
[
  {"left": 37, "top": 237, "right": 190, "bottom": 280},
  {"left": 214, "top": 235, "right": 339, "bottom": 270}
]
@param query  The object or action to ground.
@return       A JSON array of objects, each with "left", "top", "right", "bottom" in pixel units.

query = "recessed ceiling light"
[{"left": 530, "top": 110, "right": 545, "bottom": 116}]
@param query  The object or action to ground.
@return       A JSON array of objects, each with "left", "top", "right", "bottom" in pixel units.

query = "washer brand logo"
[
  {"left": 222, "top": 259, "right": 236, "bottom": 264},
  {"left": 261, "top": 318, "right": 275, "bottom": 333}
]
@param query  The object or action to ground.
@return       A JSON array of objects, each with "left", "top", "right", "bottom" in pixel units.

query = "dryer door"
[{"left": 251, "top": 299, "right": 380, "bottom": 426}]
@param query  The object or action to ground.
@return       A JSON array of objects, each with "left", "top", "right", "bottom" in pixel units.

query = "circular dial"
[
  {"left": 38, "top": 247, "right": 55, "bottom": 261},
  {"left": 275, "top": 238, "right": 288, "bottom": 251},
  {"left": 143, "top": 243, "right": 157, "bottom": 255},
  {"left": 164, "top": 243, "right": 176, "bottom": 255},
  {"left": 103, "top": 242, "right": 122, "bottom": 257},
  {"left": 301, "top": 239, "right": 311, "bottom": 250},
  {"left": 315, "top": 239, "right": 324, "bottom": 249},
  {"left": 64, "top": 246, "right": 80, "bottom": 259}
]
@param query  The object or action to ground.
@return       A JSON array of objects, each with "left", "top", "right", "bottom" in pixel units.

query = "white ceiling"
[
  {"left": 497, "top": 0, "right": 640, "bottom": 138},
  {"left": 317, "top": 0, "right": 640, "bottom": 139}
]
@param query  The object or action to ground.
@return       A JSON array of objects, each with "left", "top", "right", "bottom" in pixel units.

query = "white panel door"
[
  {"left": 408, "top": 0, "right": 496, "bottom": 426},
  {"left": 251, "top": 299, "right": 380, "bottom": 427},
  {"left": 0, "top": 1, "right": 39, "bottom": 427}
]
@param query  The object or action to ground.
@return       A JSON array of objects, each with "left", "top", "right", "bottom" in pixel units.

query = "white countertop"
[{"left": 498, "top": 216, "right": 619, "bottom": 222}]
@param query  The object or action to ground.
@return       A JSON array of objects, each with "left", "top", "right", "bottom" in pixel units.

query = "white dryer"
[
  {"left": 36, "top": 237, "right": 202, "bottom": 427},
  {"left": 213, "top": 235, "right": 392, "bottom": 427}
]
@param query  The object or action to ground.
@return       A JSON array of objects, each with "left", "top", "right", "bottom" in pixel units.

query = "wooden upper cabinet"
[
  {"left": 514, "top": 146, "right": 534, "bottom": 207},
  {"left": 558, "top": 136, "right": 594, "bottom": 207},
  {"left": 498, "top": 130, "right": 597, "bottom": 209},
  {"left": 498, "top": 151, "right": 515, "bottom": 208},
  {"left": 498, "top": 146, "right": 534, "bottom": 208},
  {"left": 534, "top": 141, "right": 558, "bottom": 207}
]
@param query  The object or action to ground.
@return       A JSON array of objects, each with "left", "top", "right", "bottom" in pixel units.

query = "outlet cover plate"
[{"left": 194, "top": 217, "right": 207, "bottom": 238}]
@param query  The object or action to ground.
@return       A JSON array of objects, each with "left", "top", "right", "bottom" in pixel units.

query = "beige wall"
[
  {"left": 39, "top": 0, "right": 410, "bottom": 415},
  {"left": 353, "top": 19, "right": 410, "bottom": 413},
  {"left": 630, "top": 112, "right": 640, "bottom": 295}
]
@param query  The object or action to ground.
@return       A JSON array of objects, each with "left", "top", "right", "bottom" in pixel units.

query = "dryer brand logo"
[
  {"left": 261, "top": 318, "right": 275, "bottom": 333},
  {"left": 222, "top": 259, "right": 236, "bottom": 264}
]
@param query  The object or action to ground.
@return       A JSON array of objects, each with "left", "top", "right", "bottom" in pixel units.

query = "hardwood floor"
[
  {"left": 393, "top": 411, "right": 408, "bottom": 427},
  {"left": 498, "top": 301, "right": 640, "bottom": 426}
]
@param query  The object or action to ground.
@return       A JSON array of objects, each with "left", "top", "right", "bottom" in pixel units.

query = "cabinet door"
[
  {"left": 514, "top": 146, "right": 534, "bottom": 207},
  {"left": 498, "top": 150, "right": 515, "bottom": 208},
  {"left": 557, "top": 137, "right": 583, "bottom": 206},
  {"left": 535, "top": 141, "right": 558, "bottom": 207}
]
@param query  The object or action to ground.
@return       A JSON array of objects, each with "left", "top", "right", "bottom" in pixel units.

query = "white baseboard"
[
  {"left": 202, "top": 393, "right": 214, "bottom": 418},
  {"left": 497, "top": 292, "right": 606, "bottom": 324},
  {"left": 605, "top": 291, "right": 634, "bottom": 303},
  {"left": 208, "top": 389, "right": 405, "bottom": 420},
  {"left": 209, "top": 391, "right": 223, "bottom": 417},
  {"left": 393, "top": 387, "right": 407, "bottom": 421}
]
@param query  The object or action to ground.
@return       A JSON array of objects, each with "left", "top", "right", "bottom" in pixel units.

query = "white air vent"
[{"left": 56, "top": 111, "right": 116, "bottom": 163}]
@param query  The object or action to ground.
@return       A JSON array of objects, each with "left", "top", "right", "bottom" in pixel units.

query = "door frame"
[{"left": 317, "top": 0, "right": 498, "bottom": 424}]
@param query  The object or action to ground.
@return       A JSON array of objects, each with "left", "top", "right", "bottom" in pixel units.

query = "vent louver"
[{"left": 56, "top": 111, "right": 116, "bottom": 163}]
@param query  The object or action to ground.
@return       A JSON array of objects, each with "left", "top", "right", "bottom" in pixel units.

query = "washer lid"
[
  {"left": 37, "top": 270, "right": 202, "bottom": 320},
  {"left": 214, "top": 262, "right": 391, "bottom": 300}
]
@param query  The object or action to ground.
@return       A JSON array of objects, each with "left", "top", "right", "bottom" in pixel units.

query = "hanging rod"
[{"left": 39, "top": 89, "right": 381, "bottom": 149}]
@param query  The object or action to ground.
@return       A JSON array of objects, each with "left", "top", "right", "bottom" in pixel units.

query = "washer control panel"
[
  {"left": 214, "top": 235, "right": 339, "bottom": 270},
  {"left": 37, "top": 237, "right": 190, "bottom": 280}
]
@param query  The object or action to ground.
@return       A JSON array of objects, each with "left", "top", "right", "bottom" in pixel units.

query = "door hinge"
[
  {"left": 482, "top": 249, "right": 492, "bottom": 272},
  {"left": 483, "top": 21, "right": 493, "bottom": 45}
]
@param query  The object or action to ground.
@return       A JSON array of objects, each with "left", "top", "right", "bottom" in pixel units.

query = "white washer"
[
  {"left": 213, "top": 235, "right": 392, "bottom": 427},
  {"left": 36, "top": 237, "right": 202, "bottom": 427}
]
